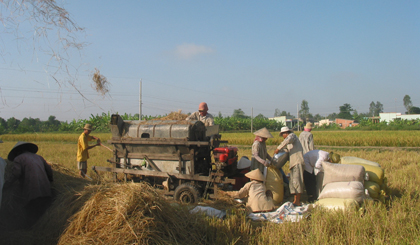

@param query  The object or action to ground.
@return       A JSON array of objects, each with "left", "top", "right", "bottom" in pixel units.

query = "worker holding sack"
[
  {"left": 303, "top": 150, "right": 341, "bottom": 202},
  {"left": 274, "top": 127, "right": 305, "bottom": 206},
  {"left": 250, "top": 127, "right": 274, "bottom": 173}
]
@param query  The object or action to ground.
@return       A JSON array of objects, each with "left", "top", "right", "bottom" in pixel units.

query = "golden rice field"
[
  {"left": 222, "top": 130, "right": 420, "bottom": 147},
  {"left": 1, "top": 132, "right": 420, "bottom": 244},
  {"left": 2, "top": 130, "right": 420, "bottom": 147}
]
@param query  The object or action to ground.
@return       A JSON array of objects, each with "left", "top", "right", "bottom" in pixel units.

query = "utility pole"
[
  {"left": 297, "top": 103, "right": 299, "bottom": 131},
  {"left": 251, "top": 107, "right": 253, "bottom": 133},
  {"left": 139, "top": 79, "right": 142, "bottom": 121}
]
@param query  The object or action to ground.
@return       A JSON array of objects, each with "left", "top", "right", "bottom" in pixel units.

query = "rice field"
[
  {"left": 2, "top": 130, "right": 420, "bottom": 147},
  {"left": 222, "top": 130, "right": 420, "bottom": 147},
  {"left": 1, "top": 131, "right": 420, "bottom": 244}
]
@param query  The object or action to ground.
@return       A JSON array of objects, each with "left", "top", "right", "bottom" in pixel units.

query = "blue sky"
[{"left": 0, "top": 1, "right": 419, "bottom": 121}]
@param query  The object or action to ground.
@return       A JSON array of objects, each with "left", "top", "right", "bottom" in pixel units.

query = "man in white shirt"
[{"left": 303, "top": 150, "right": 340, "bottom": 202}]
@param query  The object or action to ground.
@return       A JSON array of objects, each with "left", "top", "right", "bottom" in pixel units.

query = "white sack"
[
  {"left": 190, "top": 206, "right": 226, "bottom": 219},
  {"left": 322, "top": 162, "right": 365, "bottom": 187},
  {"left": 318, "top": 181, "right": 366, "bottom": 203},
  {"left": 237, "top": 156, "right": 251, "bottom": 169}
]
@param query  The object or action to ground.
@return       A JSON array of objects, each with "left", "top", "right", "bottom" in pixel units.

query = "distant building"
[
  {"left": 379, "top": 113, "right": 420, "bottom": 123},
  {"left": 335, "top": 118, "right": 359, "bottom": 129},
  {"left": 318, "top": 119, "right": 334, "bottom": 126},
  {"left": 269, "top": 116, "right": 295, "bottom": 128}
]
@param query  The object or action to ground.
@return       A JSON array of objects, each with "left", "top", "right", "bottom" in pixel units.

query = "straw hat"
[
  {"left": 83, "top": 124, "right": 93, "bottom": 131},
  {"left": 279, "top": 126, "right": 292, "bottom": 134},
  {"left": 245, "top": 169, "right": 265, "bottom": 182},
  {"left": 253, "top": 127, "right": 273, "bottom": 138},
  {"left": 304, "top": 122, "right": 314, "bottom": 129},
  {"left": 8, "top": 141, "right": 38, "bottom": 161},
  {"left": 329, "top": 152, "right": 341, "bottom": 163}
]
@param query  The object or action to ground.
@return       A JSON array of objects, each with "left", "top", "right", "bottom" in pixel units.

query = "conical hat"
[
  {"left": 304, "top": 122, "right": 314, "bottom": 129},
  {"left": 253, "top": 127, "right": 273, "bottom": 138},
  {"left": 8, "top": 141, "right": 38, "bottom": 161},
  {"left": 245, "top": 169, "right": 265, "bottom": 182}
]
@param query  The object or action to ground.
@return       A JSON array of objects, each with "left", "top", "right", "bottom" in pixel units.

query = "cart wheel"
[{"left": 174, "top": 183, "right": 200, "bottom": 204}]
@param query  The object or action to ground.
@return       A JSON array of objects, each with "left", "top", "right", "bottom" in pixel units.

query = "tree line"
[
  {"left": 0, "top": 112, "right": 285, "bottom": 134},
  {"left": 272, "top": 94, "right": 420, "bottom": 121}
]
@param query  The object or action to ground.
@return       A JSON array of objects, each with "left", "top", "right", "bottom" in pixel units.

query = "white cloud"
[{"left": 174, "top": 43, "right": 214, "bottom": 59}]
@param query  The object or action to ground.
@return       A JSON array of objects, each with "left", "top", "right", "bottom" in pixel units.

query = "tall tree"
[
  {"left": 281, "top": 111, "right": 293, "bottom": 117},
  {"left": 299, "top": 100, "right": 310, "bottom": 119},
  {"left": 274, "top": 108, "right": 281, "bottom": 117},
  {"left": 6, "top": 117, "right": 21, "bottom": 131},
  {"left": 337, "top": 103, "right": 353, "bottom": 119},
  {"left": 255, "top": 113, "right": 266, "bottom": 119},
  {"left": 369, "top": 101, "right": 376, "bottom": 117},
  {"left": 373, "top": 101, "right": 384, "bottom": 116},
  {"left": 327, "top": 113, "right": 337, "bottom": 120},
  {"left": 409, "top": 106, "right": 420, "bottom": 114},
  {"left": 313, "top": 114, "right": 323, "bottom": 121},
  {"left": 403, "top": 95, "right": 413, "bottom": 113},
  {"left": 232, "top": 109, "right": 248, "bottom": 118}
]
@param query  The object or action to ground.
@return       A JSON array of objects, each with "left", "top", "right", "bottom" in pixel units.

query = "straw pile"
[
  {"left": 58, "top": 182, "right": 244, "bottom": 245},
  {"left": 92, "top": 68, "right": 109, "bottom": 96},
  {"left": 157, "top": 110, "right": 189, "bottom": 120},
  {"left": 1, "top": 160, "right": 252, "bottom": 244}
]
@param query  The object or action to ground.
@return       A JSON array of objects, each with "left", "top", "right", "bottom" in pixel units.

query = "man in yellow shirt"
[{"left": 77, "top": 124, "right": 100, "bottom": 178}]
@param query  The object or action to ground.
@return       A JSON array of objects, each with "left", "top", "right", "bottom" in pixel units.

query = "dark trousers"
[
  {"left": 303, "top": 170, "right": 317, "bottom": 201},
  {"left": 24, "top": 196, "right": 53, "bottom": 228}
]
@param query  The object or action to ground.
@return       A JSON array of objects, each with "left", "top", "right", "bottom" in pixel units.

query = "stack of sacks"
[
  {"left": 316, "top": 162, "right": 367, "bottom": 211},
  {"left": 341, "top": 156, "right": 389, "bottom": 202}
]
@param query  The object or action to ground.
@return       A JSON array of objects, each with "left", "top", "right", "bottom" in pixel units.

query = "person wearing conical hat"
[
  {"left": 274, "top": 126, "right": 305, "bottom": 206},
  {"left": 77, "top": 124, "right": 101, "bottom": 178},
  {"left": 225, "top": 169, "right": 275, "bottom": 213},
  {"left": 250, "top": 127, "right": 274, "bottom": 173},
  {"left": 299, "top": 122, "right": 314, "bottom": 154},
  {"left": 4, "top": 141, "right": 54, "bottom": 227}
]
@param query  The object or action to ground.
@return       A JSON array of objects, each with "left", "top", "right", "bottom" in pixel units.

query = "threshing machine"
[{"left": 92, "top": 114, "right": 242, "bottom": 204}]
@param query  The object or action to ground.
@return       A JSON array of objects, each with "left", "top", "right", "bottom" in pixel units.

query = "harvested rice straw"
[{"left": 92, "top": 68, "right": 109, "bottom": 96}]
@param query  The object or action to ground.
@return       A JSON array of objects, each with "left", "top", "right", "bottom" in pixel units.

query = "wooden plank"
[
  {"left": 115, "top": 153, "right": 193, "bottom": 161},
  {"left": 92, "top": 166, "right": 235, "bottom": 184},
  {"left": 109, "top": 139, "right": 210, "bottom": 146},
  {"left": 144, "top": 156, "right": 161, "bottom": 172}
]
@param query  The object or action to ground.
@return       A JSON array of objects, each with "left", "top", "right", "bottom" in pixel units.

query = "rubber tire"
[{"left": 174, "top": 183, "right": 200, "bottom": 204}]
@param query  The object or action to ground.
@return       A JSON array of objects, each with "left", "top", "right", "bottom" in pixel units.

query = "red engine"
[{"left": 213, "top": 146, "right": 238, "bottom": 165}]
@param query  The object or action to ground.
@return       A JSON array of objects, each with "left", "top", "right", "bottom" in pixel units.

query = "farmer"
[
  {"left": 4, "top": 142, "right": 54, "bottom": 227},
  {"left": 225, "top": 169, "right": 275, "bottom": 213},
  {"left": 250, "top": 127, "right": 273, "bottom": 173},
  {"left": 186, "top": 102, "right": 214, "bottom": 126},
  {"left": 299, "top": 122, "right": 314, "bottom": 154},
  {"left": 303, "top": 150, "right": 340, "bottom": 202},
  {"left": 77, "top": 123, "right": 101, "bottom": 178},
  {"left": 274, "top": 126, "right": 305, "bottom": 206}
]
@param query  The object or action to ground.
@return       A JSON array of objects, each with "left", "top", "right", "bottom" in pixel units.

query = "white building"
[
  {"left": 269, "top": 116, "right": 295, "bottom": 128},
  {"left": 379, "top": 112, "right": 420, "bottom": 123}
]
